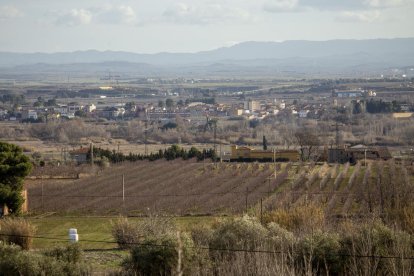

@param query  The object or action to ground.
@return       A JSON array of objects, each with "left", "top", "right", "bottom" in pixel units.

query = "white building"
[
  {"left": 299, "top": 110, "right": 310, "bottom": 118},
  {"left": 84, "top": 104, "right": 96, "bottom": 113},
  {"left": 244, "top": 100, "right": 261, "bottom": 112},
  {"left": 54, "top": 105, "right": 68, "bottom": 114},
  {"left": 68, "top": 105, "right": 84, "bottom": 113},
  {"left": 22, "top": 110, "right": 38, "bottom": 120}
]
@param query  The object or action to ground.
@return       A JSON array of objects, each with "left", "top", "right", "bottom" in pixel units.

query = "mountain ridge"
[
  {"left": 1, "top": 38, "right": 413, "bottom": 77},
  {"left": 1, "top": 38, "right": 414, "bottom": 67}
]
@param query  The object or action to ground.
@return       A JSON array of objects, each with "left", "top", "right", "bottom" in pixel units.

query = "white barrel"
[
  {"left": 69, "top": 233, "right": 79, "bottom": 243},
  {"left": 69, "top": 228, "right": 78, "bottom": 243}
]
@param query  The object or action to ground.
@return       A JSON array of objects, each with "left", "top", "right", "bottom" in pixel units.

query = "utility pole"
[
  {"left": 90, "top": 142, "right": 94, "bottom": 167},
  {"left": 213, "top": 121, "right": 217, "bottom": 168},
  {"left": 245, "top": 188, "right": 248, "bottom": 213},
  {"left": 219, "top": 143, "right": 222, "bottom": 163},
  {"left": 364, "top": 148, "right": 367, "bottom": 167},
  {"left": 335, "top": 122, "right": 340, "bottom": 148},
  {"left": 41, "top": 182, "right": 44, "bottom": 211},
  {"left": 122, "top": 174, "right": 125, "bottom": 213},
  {"left": 144, "top": 109, "right": 149, "bottom": 156},
  {"left": 267, "top": 177, "right": 271, "bottom": 197},
  {"left": 63, "top": 147, "right": 67, "bottom": 165},
  {"left": 144, "top": 120, "right": 148, "bottom": 156},
  {"left": 273, "top": 148, "right": 277, "bottom": 179},
  {"left": 203, "top": 149, "right": 205, "bottom": 170},
  {"left": 260, "top": 198, "right": 263, "bottom": 224}
]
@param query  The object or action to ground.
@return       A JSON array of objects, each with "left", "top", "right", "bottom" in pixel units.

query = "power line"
[
  {"left": 28, "top": 190, "right": 409, "bottom": 199},
  {"left": 1, "top": 233, "right": 414, "bottom": 261}
]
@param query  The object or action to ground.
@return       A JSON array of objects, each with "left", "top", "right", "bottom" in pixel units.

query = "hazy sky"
[{"left": 0, "top": 0, "right": 413, "bottom": 53}]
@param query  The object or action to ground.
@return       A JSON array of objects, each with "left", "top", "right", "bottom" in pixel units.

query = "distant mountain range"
[{"left": 1, "top": 38, "right": 413, "bottom": 77}]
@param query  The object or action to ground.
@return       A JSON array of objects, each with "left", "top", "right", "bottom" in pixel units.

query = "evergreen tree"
[{"left": 0, "top": 142, "right": 32, "bottom": 215}]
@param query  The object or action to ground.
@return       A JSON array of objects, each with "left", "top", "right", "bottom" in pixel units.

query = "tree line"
[
  {"left": 353, "top": 99, "right": 406, "bottom": 114},
  {"left": 90, "top": 144, "right": 217, "bottom": 163}
]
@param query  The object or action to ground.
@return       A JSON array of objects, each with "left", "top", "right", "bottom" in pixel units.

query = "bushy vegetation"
[
  {"left": 112, "top": 217, "right": 141, "bottom": 249},
  {"left": 113, "top": 214, "right": 414, "bottom": 275},
  {"left": 114, "top": 216, "right": 199, "bottom": 275},
  {"left": 44, "top": 244, "right": 83, "bottom": 264},
  {"left": 0, "top": 242, "right": 91, "bottom": 276},
  {"left": 209, "top": 215, "right": 268, "bottom": 253},
  {"left": 263, "top": 203, "right": 325, "bottom": 232},
  {"left": 0, "top": 219, "right": 36, "bottom": 250}
]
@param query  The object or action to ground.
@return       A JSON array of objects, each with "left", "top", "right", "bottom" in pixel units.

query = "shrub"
[
  {"left": 0, "top": 241, "right": 91, "bottom": 276},
  {"left": 44, "top": 243, "right": 83, "bottom": 263},
  {"left": 112, "top": 216, "right": 178, "bottom": 250},
  {"left": 114, "top": 216, "right": 203, "bottom": 275},
  {"left": 123, "top": 232, "right": 197, "bottom": 275},
  {"left": 190, "top": 225, "right": 213, "bottom": 270},
  {"left": 267, "top": 222, "right": 296, "bottom": 250},
  {"left": 121, "top": 218, "right": 198, "bottom": 276},
  {"left": 340, "top": 220, "right": 414, "bottom": 275},
  {"left": 111, "top": 217, "right": 140, "bottom": 249},
  {"left": 198, "top": 217, "right": 298, "bottom": 275},
  {"left": 296, "top": 230, "right": 343, "bottom": 275},
  {"left": 124, "top": 236, "right": 178, "bottom": 275},
  {"left": 263, "top": 203, "right": 325, "bottom": 233},
  {"left": 209, "top": 215, "right": 269, "bottom": 260},
  {"left": 191, "top": 224, "right": 213, "bottom": 247},
  {"left": 0, "top": 219, "right": 36, "bottom": 250},
  {"left": 95, "top": 157, "right": 110, "bottom": 168}
]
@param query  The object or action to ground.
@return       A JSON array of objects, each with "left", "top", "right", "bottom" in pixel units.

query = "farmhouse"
[
  {"left": 69, "top": 148, "right": 89, "bottom": 164},
  {"left": 328, "top": 145, "right": 392, "bottom": 164},
  {"left": 21, "top": 109, "right": 38, "bottom": 120},
  {"left": 230, "top": 145, "right": 299, "bottom": 162}
]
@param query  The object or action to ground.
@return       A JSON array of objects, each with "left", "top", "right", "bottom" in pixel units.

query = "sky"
[{"left": 0, "top": 0, "right": 413, "bottom": 53}]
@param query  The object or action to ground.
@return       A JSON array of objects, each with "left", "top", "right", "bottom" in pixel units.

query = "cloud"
[
  {"left": 95, "top": 5, "right": 136, "bottom": 24},
  {"left": 0, "top": 5, "right": 24, "bottom": 20},
  {"left": 337, "top": 10, "right": 382, "bottom": 23},
  {"left": 264, "top": 0, "right": 413, "bottom": 12},
  {"left": 263, "top": 0, "right": 300, "bottom": 12},
  {"left": 364, "top": 0, "right": 407, "bottom": 7},
  {"left": 264, "top": 0, "right": 364, "bottom": 12},
  {"left": 162, "top": 3, "right": 251, "bottom": 25},
  {"left": 300, "top": 0, "right": 366, "bottom": 11},
  {"left": 55, "top": 9, "right": 92, "bottom": 26},
  {"left": 54, "top": 5, "right": 137, "bottom": 26}
]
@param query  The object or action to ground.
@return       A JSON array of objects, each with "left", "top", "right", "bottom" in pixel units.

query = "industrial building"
[
  {"left": 328, "top": 145, "right": 392, "bottom": 164},
  {"left": 230, "top": 145, "right": 299, "bottom": 162}
]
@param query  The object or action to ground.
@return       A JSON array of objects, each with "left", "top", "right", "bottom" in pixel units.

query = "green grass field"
[
  {"left": 26, "top": 215, "right": 218, "bottom": 271},
  {"left": 27, "top": 215, "right": 217, "bottom": 250}
]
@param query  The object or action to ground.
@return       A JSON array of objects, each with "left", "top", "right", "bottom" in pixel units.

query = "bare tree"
[{"left": 294, "top": 128, "right": 321, "bottom": 161}]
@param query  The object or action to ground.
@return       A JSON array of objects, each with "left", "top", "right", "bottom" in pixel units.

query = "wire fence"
[{"left": 1, "top": 233, "right": 414, "bottom": 261}]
